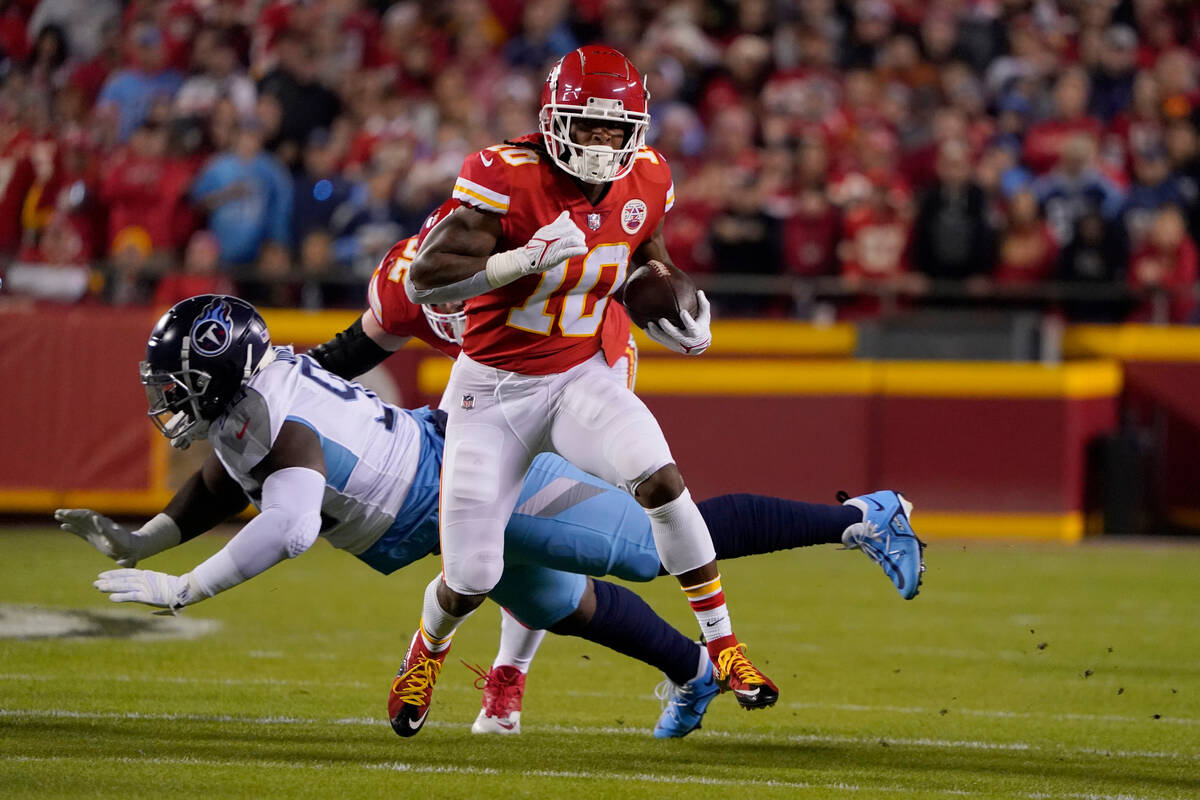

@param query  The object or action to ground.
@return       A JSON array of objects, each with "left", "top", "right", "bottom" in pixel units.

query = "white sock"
[
  {"left": 692, "top": 643, "right": 708, "bottom": 683},
  {"left": 493, "top": 608, "right": 545, "bottom": 673},
  {"left": 644, "top": 488, "right": 717, "bottom": 575},
  {"left": 419, "top": 576, "right": 470, "bottom": 653}
]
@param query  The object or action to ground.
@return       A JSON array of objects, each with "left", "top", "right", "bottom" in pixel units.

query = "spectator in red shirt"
[
  {"left": 1024, "top": 67, "right": 1105, "bottom": 174},
  {"left": 993, "top": 189, "right": 1058, "bottom": 285},
  {"left": 1128, "top": 204, "right": 1198, "bottom": 323},
  {"left": 0, "top": 112, "right": 34, "bottom": 255},
  {"left": 99, "top": 119, "right": 181, "bottom": 254},
  {"left": 837, "top": 174, "right": 920, "bottom": 317},
  {"left": 153, "top": 229, "right": 232, "bottom": 307},
  {"left": 782, "top": 136, "right": 840, "bottom": 279}
]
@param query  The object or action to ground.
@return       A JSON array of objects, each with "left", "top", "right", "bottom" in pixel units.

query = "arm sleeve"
[
  {"left": 404, "top": 268, "right": 494, "bottom": 304},
  {"left": 183, "top": 467, "right": 325, "bottom": 599},
  {"left": 307, "top": 316, "right": 393, "bottom": 379}
]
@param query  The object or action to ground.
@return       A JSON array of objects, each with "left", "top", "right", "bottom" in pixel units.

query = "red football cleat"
[
  {"left": 716, "top": 643, "right": 779, "bottom": 710},
  {"left": 467, "top": 663, "right": 526, "bottom": 734},
  {"left": 388, "top": 630, "right": 449, "bottom": 737}
]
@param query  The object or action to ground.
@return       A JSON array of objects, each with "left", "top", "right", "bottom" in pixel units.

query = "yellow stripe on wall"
[
  {"left": 260, "top": 309, "right": 361, "bottom": 345},
  {"left": 0, "top": 489, "right": 174, "bottom": 515},
  {"left": 1064, "top": 325, "right": 1200, "bottom": 362},
  {"left": 878, "top": 360, "right": 1122, "bottom": 399},
  {"left": 418, "top": 357, "right": 1122, "bottom": 399},
  {"left": 632, "top": 321, "right": 856, "bottom": 357},
  {"left": 915, "top": 511, "right": 1085, "bottom": 542}
]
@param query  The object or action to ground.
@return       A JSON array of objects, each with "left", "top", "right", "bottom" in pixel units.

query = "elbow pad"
[
  {"left": 186, "top": 468, "right": 325, "bottom": 598},
  {"left": 308, "top": 318, "right": 392, "bottom": 380}
]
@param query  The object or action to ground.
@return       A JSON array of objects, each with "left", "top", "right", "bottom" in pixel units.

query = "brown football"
[{"left": 621, "top": 260, "right": 699, "bottom": 329}]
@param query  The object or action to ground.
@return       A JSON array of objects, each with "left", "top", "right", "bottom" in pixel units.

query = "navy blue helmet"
[{"left": 141, "top": 295, "right": 273, "bottom": 447}]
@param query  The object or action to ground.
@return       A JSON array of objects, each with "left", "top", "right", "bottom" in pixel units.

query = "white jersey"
[{"left": 208, "top": 347, "right": 442, "bottom": 561}]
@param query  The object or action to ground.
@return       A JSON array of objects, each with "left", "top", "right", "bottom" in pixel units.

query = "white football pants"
[{"left": 438, "top": 349, "right": 710, "bottom": 596}]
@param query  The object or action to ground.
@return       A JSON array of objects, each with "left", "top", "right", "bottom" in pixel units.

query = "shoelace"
[
  {"left": 654, "top": 678, "right": 684, "bottom": 711},
  {"left": 843, "top": 520, "right": 887, "bottom": 552},
  {"left": 391, "top": 655, "right": 442, "bottom": 707},
  {"left": 716, "top": 643, "right": 765, "bottom": 686},
  {"left": 463, "top": 662, "right": 523, "bottom": 715}
]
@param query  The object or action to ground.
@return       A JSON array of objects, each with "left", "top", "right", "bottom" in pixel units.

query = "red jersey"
[
  {"left": 449, "top": 135, "right": 670, "bottom": 374},
  {"left": 369, "top": 197, "right": 635, "bottom": 367}
]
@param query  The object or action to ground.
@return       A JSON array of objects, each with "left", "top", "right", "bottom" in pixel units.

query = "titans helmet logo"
[{"left": 190, "top": 299, "right": 233, "bottom": 357}]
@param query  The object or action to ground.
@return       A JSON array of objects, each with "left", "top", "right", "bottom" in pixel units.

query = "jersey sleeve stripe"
[
  {"left": 452, "top": 177, "right": 510, "bottom": 212},
  {"left": 665, "top": 182, "right": 675, "bottom": 213}
]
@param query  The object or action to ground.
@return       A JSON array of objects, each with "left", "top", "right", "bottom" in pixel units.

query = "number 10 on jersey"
[{"left": 506, "top": 243, "right": 630, "bottom": 337}]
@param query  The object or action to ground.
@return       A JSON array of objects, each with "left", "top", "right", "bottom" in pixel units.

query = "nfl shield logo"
[
  {"left": 586, "top": 212, "right": 602, "bottom": 230},
  {"left": 461, "top": 394, "right": 474, "bottom": 410}
]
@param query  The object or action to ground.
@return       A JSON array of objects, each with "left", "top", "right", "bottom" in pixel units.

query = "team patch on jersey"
[
  {"left": 621, "top": 199, "right": 647, "bottom": 234},
  {"left": 190, "top": 298, "right": 234, "bottom": 356}
]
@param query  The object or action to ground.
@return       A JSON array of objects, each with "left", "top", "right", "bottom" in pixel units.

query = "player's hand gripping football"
[
  {"left": 55, "top": 508, "right": 143, "bottom": 566},
  {"left": 93, "top": 568, "right": 191, "bottom": 612},
  {"left": 645, "top": 290, "right": 712, "bottom": 355},
  {"left": 521, "top": 210, "right": 588, "bottom": 274}
]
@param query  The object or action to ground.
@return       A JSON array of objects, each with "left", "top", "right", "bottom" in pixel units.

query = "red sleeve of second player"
[{"left": 367, "top": 236, "right": 460, "bottom": 358}]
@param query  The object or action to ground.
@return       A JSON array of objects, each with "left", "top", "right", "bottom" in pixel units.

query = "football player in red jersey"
[
  {"left": 389, "top": 45, "right": 778, "bottom": 734},
  {"left": 308, "top": 198, "right": 638, "bottom": 393}
]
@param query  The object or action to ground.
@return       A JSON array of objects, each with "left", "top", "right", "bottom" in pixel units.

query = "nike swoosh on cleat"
[
  {"left": 407, "top": 710, "right": 429, "bottom": 730},
  {"left": 880, "top": 552, "right": 907, "bottom": 590},
  {"left": 734, "top": 687, "right": 761, "bottom": 699},
  {"left": 495, "top": 720, "right": 515, "bottom": 731}
]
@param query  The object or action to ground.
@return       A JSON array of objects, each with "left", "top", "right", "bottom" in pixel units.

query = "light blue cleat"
[
  {"left": 653, "top": 657, "right": 719, "bottom": 739},
  {"left": 841, "top": 490, "right": 926, "bottom": 600}
]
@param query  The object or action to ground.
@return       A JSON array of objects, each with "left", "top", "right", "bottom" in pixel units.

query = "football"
[{"left": 621, "top": 260, "right": 700, "bottom": 329}]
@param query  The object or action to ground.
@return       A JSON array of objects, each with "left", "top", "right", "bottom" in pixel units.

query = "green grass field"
[{"left": 1, "top": 526, "right": 1198, "bottom": 799}]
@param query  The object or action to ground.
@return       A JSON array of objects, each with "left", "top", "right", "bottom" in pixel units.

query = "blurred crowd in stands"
[{"left": 0, "top": 0, "right": 1198, "bottom": 322}]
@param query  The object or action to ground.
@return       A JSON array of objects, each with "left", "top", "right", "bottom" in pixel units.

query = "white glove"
[
  {"left": 524, "top": 210, "right": 588, "bottom": 272},
  {"left": 645, "top": 290, "right": 712, "bottom": 355},
  {"left": 55, "top": 509, "right": 181, "bottom": 567},
  {"left": 485, "top": 210, "right": 587, "bottom": 287},
  {"left": 94, "top": 568, "right": 198, "bottom": 611},
  {"left": 56, "top": 509, "right": 141, "bottom": 566}
]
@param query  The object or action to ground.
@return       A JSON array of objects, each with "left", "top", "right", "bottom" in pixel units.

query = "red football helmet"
[{"left": 539, "top": 45, "right": 650, "bottom": 184}]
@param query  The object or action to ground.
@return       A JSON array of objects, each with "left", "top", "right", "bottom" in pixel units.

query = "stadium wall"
[{"left": 3, "top": 306, "right": 1196, "bottom": 541}]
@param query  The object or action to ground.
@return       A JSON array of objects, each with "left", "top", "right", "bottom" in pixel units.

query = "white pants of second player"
[{"left": 438, "top": 348, "right": 706, "bottom": 596}]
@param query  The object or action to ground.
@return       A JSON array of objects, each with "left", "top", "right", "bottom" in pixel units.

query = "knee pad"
[
  {"left": 442, "top": 425, "right": 505, "bottom": 510},
  {"left": 560, "top": 378, "right": 673, "bottom": 491},
  {"left": 442, "top": 547, "right": 505, "bottom": 595}
]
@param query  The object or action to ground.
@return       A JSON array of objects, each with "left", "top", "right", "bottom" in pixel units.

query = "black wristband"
[{"left": 308, "top": 317, "right": 393, "bottom": 379}]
